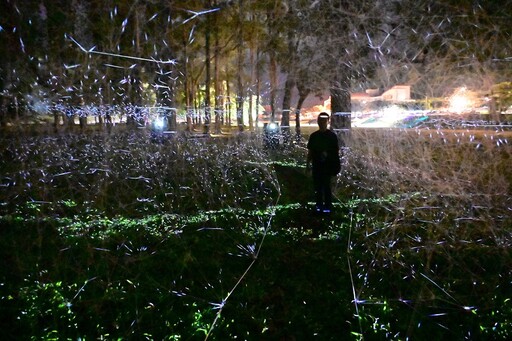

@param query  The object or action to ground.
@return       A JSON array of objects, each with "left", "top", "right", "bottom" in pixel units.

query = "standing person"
[{"left": 306, "top": 112, "right": 341, "bottom": 213}]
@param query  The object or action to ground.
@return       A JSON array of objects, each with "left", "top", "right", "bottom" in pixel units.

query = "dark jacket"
[{"left": 307, "top": 129, "right": 340, "bottom": 175}]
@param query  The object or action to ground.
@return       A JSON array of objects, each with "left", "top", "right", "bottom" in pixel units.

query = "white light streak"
[
  {"left": 64, "top": 63, "right": 81, "bottom": 69},
  {"left": 182, "top": 7, "right": 221, "bottom": 25},
  {"left": 68, "top": 35, "right": 176, "bottom": 65}
]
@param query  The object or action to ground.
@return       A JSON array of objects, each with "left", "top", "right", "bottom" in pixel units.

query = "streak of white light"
[
  {"left": 188, "top": 24, "right": 196, "bottom": 44},
  {"left": 68, "top": 35, "right": 176, "bottom": 65},
  {"left": 64, "top": 63, "right": 80, "bottom": 69},
  {"left": 104, "top": 63, "right": 125, "bottom": 69},
  {"left": 182, "top": 7, "right": 221, "bottom": 25},
  {"left": 153, "top": 84, "right": 170, "bottom": 89},
  {"left": 420, "top": 272, "right": 458, "bottom": 303},
  {"left": 19, "top": 37, "right": 25, "bottom": 53}
]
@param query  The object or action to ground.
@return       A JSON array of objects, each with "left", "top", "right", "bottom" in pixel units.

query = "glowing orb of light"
[
  {"left": 268, "top": 122, "right": 278, "bottom": 131},
  {"left": 449, "top": 88, "right": 472, "bottom": 113},
  {"left": 154, "top": 117, "right": 165, "bottom": 130}
]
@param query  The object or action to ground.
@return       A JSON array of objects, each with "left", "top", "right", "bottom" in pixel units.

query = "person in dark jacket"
[{"left": 306, "top": 112, "right": 340, "bottom": 213}]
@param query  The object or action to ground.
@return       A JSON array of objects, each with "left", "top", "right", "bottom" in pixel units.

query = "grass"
[{"left": 0, "top": 126, "right": 511, "bottom": 339}]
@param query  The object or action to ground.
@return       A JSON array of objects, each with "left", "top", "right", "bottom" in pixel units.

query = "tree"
[
  {"left": 235, "top": 0, "right": 245, "bottom": 131},
  {"left": 2, "top": 0, "right": 512, "bottom": 133}
]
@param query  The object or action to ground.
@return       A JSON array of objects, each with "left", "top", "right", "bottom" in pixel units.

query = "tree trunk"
[
  {"left": 255, "top": 60, "right": 261, "bottom": 132},
  {"left": 248, "top": 45, "right": 255, "bottom": 131},
  {"left": 226, "top": 71, "right": 231, "bottom": 127},
  {"left": 204, "top": 2, "right": 212, "bottom": 134},
  {"left": 183, "top": 30, "right": 192, "bottom": 131},
  {"left": 330, "top": 79, "right": 351, "bottom": 131},
  {"left": 295, "top": 82, "right": 309, "bottom": 139},
  {"left": 281, "top": 74, "right": 294, "bottom": 142},
  {"left": 269, "top": 55, "right": 277, "bottom": 122},
  {"left": 213, "top": 1, "right": 222, "bottom": 133},
  {"left": 236, "top": 0, "right": 244, "bottom": 131}
]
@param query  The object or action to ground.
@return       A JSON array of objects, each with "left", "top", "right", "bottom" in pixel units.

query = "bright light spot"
[
  {"left": 268, "top": 122, "right": 278, "bottom": 131},
  {"left": 352, "top": 105, "right": 409, "bottom": 128},
  {"left": 449, "top": 87, "right": 474, "bottom": 113},
  {"left": 450, "top": 95, "right": 470, "bottom": 112},
  {"left": 154, "top": 117, "right": 165, "bottom": 130},
  {"left": 380, "top": 105, "right": 407, "bottom": 125}
]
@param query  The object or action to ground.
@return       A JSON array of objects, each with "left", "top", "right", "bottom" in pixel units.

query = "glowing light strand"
[
  {"left": 67, "top": 35, "right": 176, "bottom": 65},
  {"left": 182, "top": 8, "right": 221, "bottom": 25},
  {"left": 204, "top": 170, "right": 281, "bottom": 340}
]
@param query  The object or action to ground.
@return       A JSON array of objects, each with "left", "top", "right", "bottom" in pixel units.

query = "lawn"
[{"left": 0, "top": 126, "right": 511, "bottom": 340}]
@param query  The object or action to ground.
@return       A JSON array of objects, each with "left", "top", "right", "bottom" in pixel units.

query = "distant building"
[
  {"left": 258, "top": 85, "right": 412, "bottom": 123},
  {"left": 382, "top": 85, "right": 411, "bottom": 102},
  {"left": 351, "top": 85, "right": 412, "bottom": 112},
  {"left": 300, "top": 85, "right": 412, "bottom": 116}
]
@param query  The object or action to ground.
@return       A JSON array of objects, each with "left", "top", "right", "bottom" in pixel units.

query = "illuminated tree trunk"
[
  {"left": 183, "top": 31, "right": 193, "bottom": 131},
  {"left": 72, "top": 0, "right": 92, "bottom": 130},
  {"left": 280, "top": 5, "right": 298, "bottom": 142},
  {"left": 127, "top": 3, "right": 145, "bottom": 127},
  {"left": 204, "top": 0, "right": 212, "bottom": 134},
  {"left": 255, "top": 53, "right": 261, "bottom": 131},
  {"left": 235, "top": 0, "right": 244, "bottom": 131},
  {"left": 248, "top": 46, "right": 256, "bottom": 131},
  {"left": 226, "top": 73, "right": 231, "bottom": 127},
  {"left": 269, "top": 55, "right": 277, "bottom": 122},
  {"left": 330, "top": 64, "right": 351, "bottom": 131},
  {"left": 281, "top": 74, "right": 293, "bottom": 142},
  {"left": 213, "top": 0, "right": 222, "bottom": 133}
]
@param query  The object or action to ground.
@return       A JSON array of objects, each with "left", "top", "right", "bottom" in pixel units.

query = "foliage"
[
  {"left": 0, "top": 128, "right": 511, "bottom": 339},
  {"left": 492, "top": 82, "right": 512, "bottom": 112}
]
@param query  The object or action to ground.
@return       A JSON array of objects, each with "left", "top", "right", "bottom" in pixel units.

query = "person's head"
[{"left": 317, "top": 112, "right": 330, "bottom": 131}]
